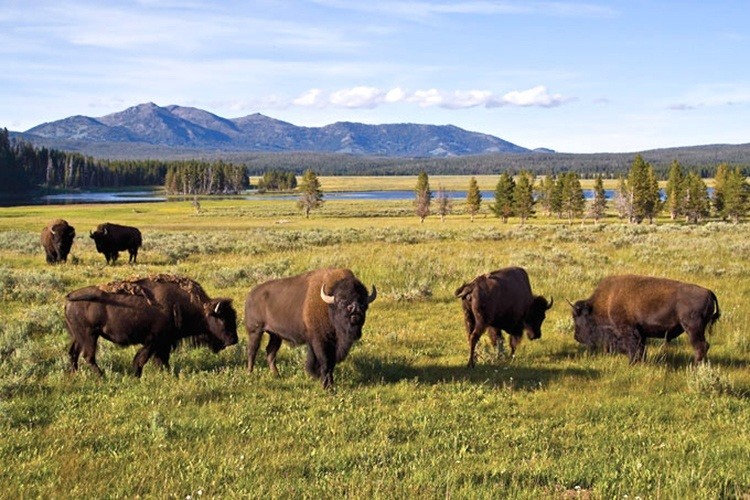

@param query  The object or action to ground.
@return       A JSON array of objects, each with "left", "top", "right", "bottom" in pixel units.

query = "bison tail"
[
  {"left": 710, "top": 291, "right": 721, "bottom": 323},
  {"left": 454, "top": 282, "right": 472, "bottom": 299}
]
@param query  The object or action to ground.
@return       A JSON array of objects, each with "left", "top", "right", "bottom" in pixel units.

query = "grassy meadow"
[{"left": 1, "top": 185, "right": 750, "bottom": 498}]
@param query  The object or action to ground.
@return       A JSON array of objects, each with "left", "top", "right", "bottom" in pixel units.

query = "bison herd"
[
  {"left": 41, "top": 218, "right": 142, "bottom": 265},
  {"left": 47, "top": 219, "right": 722, "bottom": 389}
]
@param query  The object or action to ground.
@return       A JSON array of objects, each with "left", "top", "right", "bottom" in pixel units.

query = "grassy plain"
[{"left": 1, "top": 191, "right": 750, "bottom": 498}]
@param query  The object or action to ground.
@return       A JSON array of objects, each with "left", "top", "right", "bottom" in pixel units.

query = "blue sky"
[{"left": 2, "top": 0, "right": 749, "bottom": 153}]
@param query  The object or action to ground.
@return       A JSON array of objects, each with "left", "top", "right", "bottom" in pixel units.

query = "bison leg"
[
  {"left": 68, "top": 341, "right": 81, "bottom": 371},
  {"left": 266, "top": 333, "right": 282, "bottom": 376},
  {"left": 509, "top": 335, "right": 522, "bottom": 357},
  {"left": 467, "top": 320, "right": 486, "bottom": 368},
  {"left": 246, "top": 326, "right": 264, "bottom": 372},
  {"left": 152, "top": 345, "right": 172, "bottom": 372},
  {"left": 305, "top": 345, "right": 319, "bottom": 378},
  {"left": 309, "top": 340, "right": 336, "bottom": 390},
  {"left": 129, "top": 248, "right": 138, "bottom": 264},
  {"left": 80, "top": 339, "right": 104, "bottom": 376},
  {"left": 132, "top": 345, "right": 155, "bottom": 377}
]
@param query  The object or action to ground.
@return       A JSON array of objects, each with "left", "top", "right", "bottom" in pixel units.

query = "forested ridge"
[
  {"left": 3, "top": 128, "right": 749, "bottom": 196},
  {"left": 0, "top": 129, "right": 247, "bottom": 195}
]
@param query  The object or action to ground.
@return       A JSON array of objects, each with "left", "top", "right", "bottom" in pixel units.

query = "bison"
[
  {"left": 244, "top": 268, "right": 377, "bottom": 389},
  {"left": 571, "top": 311, "right": 646, "bottom": 363},
  {"left": 455, "top": 267, "right": 553, "bottom": 367},
  {"left": 89, "top": 222, "right": 142, "bottom": 264},
  {"left": 570, "top": 274, "right": 720, "bottom": 363},
  {"left": 65, "top": 274, "right": 237, "bottom": 376},
  {"left": 41, "top": 219, "right": 76, "bottom": 264}
]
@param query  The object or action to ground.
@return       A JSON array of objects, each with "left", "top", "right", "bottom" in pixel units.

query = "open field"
[{"left": 1, "top": 194, "right": 750, "bottom": 498}]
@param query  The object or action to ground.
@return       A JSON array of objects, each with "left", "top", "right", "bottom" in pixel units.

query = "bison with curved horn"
[
  {"left": 569, "top": 274, "right": 720, "bottom": 363},
  {"left": 41, "top": 219, "right": 76, "bottom": 264},
  {"left": 455, "top": 266, "right": 553, "bottom": 367},
  {"left": 89, "top": 222, "right": 142, "bottom": 264},
  {"left": 244, "top": 268, "right": 377, "bottom": 390},
  {"left": 65, "top": 274, "right": 238, "bottom": 377}
]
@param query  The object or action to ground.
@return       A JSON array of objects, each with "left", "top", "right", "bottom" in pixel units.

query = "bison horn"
[
  {"left": 103, "top": 227, "right": 108, "bottom": 235},
  {"left": 368, "top": 285, "right": 377, "bottom": 304},
  {"left": 214, "top": 301, "right": 221, "bottom": 314},
  {"left": 89, "top": 230, "right": 93, "bottom": 237},
  {"left": 546, "top": 297, "right": 554, "bottom": 310},
  {"left": 320, "top": 284, "right": 335, "bottom": 304},
  {"left": 50, "top": 228, "right": 56, "bottom": 235}
]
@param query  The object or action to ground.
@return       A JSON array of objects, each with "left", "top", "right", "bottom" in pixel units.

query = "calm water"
[{"left": 1, "top": 188, "right": 619, "bottom": 207}]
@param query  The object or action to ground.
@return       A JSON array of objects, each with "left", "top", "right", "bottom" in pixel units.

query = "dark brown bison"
[
  {"left": 455, "top": 267, "right": 553, "bottom": 367},
  {"left": 244, "top": 268, "right": 377, "bottom": 389},
  {"left": 41, "top": 219, "right": 76, "bottom": 264},
  {"left": 65, "top": 274, "right": 237, "bottom": 376},
  {"left": 571, "top": 312, "right": 646, "bottom": 363},
  {"left": 570, "top": 274, "right": 720, "bottom": 363},
  {"left": 89, "top": 222, "right": 142, "bottom": 264}
]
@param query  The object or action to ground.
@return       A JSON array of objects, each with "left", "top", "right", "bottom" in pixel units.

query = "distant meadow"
[{"left": 1, "top": 182, "right": 749, "bottom": 498}]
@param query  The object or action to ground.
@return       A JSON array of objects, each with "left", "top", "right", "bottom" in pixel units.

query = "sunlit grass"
[{"left": 1, "top": 194, "right": 749, "bottom": 497}]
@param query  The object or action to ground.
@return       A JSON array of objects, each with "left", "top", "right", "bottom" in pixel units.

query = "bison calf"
[
  {"left": 455, "top": 266, "right": 552, "bottom": 367},
  {"left": 89, "top": 222, "right": 142, "bottom": 264},
  {"left": 571, "top": 306, "right": 645, "bottom": 363},
  {"left": 65, "top": 274, "right": 237, "bottom": 376},
  {"left": 244, "top": 268, "right": 376, "bottom": 390},
  {"left": 571, "top": 274, "right": 720, "bottom": 363},
  {"left": 41, "top": 219, "right": 76, "bottom": 264}
]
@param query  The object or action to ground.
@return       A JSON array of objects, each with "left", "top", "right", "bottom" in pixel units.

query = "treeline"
[
  {"left": 1, "top": 129, "right": 247, "bottom": 195},
  {"left": 227, "top": 149, "right": 750, "bottom": 178},
  {"left": 164, "top": 161, "right": 248, "bottom": 195}
]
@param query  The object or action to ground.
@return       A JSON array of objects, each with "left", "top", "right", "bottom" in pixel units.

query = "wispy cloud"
[
  {"left": 668, "top": 84, "right": 750, "bottom": 110},
  {"left": 310, "top": 0, "right": 618, "bottom": 21},
  {"left": 292, "top": 85, "right": 568, "bottom": 109}
]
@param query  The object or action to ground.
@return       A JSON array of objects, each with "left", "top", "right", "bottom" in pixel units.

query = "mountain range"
[{"left": 17, "top": 102, "right": 533, "bottom": 158}]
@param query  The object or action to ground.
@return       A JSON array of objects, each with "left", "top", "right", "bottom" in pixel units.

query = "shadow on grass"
[{"left": 349, "top": 354, "right": 600, "bottom": 390}]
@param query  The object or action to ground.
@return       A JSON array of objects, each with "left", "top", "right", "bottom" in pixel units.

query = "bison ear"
[
  {"left": 367, "top": 285, "right": 377, "bottom": 304},
  {"left": 320, "top": 284, "right": 336, "bottom": 304}
]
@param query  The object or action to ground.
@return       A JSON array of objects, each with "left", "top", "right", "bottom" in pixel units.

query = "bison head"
[
  {"left": 523, "top": 295, "right": 553, "bottom": 340},
  {"left": 569, "top": 299, "right": 600, "bottom": 348},
  {"left": 320, "top": 280, "right": 377, "bottom": 344},
  {"left": 89, "top": 224, "right": 108, "bottom": 251},
  {"left": 202, "top": 299, "right": 238, "bottom": 352},
  {"left": 50, "top": 221, "right": 76, "bottom": 260}
]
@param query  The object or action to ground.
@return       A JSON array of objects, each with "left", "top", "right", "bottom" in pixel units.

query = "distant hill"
[{"left": 16, "top": 102, "right": 530, "bottom": 158}]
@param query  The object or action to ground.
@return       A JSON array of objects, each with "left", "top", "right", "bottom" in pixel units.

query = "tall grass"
[{"left": 1, "top": 198, "right": 749, "bottom": 497}]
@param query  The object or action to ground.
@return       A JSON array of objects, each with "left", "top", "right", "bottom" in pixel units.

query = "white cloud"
[{"left": 293, "top": 85, "right": 568, "bottom": 109}]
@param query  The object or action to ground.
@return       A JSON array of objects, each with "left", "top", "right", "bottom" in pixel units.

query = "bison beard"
[{"left": 244, "top": 268, "right": 376, "bottom": 390}]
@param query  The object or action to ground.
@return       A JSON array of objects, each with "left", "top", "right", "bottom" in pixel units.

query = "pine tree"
[
  {"left": 414, "top": 170, "right": 432, "bottom": 223},
  {"left": 560, "top": 172, "right": 585, "bottom": 223},
  {"left": 551, "top": 176, "right": 564, "bottom": 219},
  {"left": 720, "top": 167, "right": 749, "bottom": 223},
  {"left": 712, "top": 163, "right": 729, "bottom": 218},
  {"left": 665, "top": 160, "right": 685, "bottom": 220},
  {"left": 465, "top": 176, "right": 482, "bottom": 221},
  {"left": 628, "top": 154, "right": 652, "bottom": 223},
  {"left": 490, "top": 172, "right": 515, "bottom": 223},
  {"left": 435, "top": 185, "right": 452, "bottom": 222},
  {"left": 614, "top": 176, "right": 631, "bottom": 220},
  {"left": 683, "top": 172, "right": 709, "bottom": 223},
  {"left": 513, "top": 171, "right": 535, "bottom": 224},
  {"left": 645, "top": 167, "right": 661, "bottom": 223},
  {"left": 297, "top": 169, "right": 324, "bottom": 218},
  {"left": 538, "top": 174, "right": 556, "bottom": 217},
  {"left": 588, "top": 174, "right": 607, "bottom": 224}
]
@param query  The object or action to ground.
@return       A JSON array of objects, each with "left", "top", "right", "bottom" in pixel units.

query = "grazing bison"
[
  {"left": 65, "top": 274, "right": 237, "bottom": 376},
  {"left": 571, "top": 311, "right": 645, "bottom": 363},
  {"left": 41, "top": 219, "right": 76, "bottom": 264},
  {"left": 244, "top": 268, "right": 377, "bottom": 389},
  {"left": 570, "top": 274, "right": 720, "bottom": 363},
  {"left": 455, "top": 267, "right": 553, "bottom": 367},
  {"left": 89, "top": 222, "right": 142, "bottom": 264}
]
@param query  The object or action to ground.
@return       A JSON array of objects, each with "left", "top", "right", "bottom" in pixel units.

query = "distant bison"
[
  {"left": 455, "top": 267, "right": 553, "bottom": 367},
  {"left": 570, "top": 274, "right": 720, "bottom": 363},
  {"left": 65, "top": 274, "right": 237, "bottom": 376},
  {"left": 41, "top": 219, "right": 76, "bottom": 264},
  {"left": 244, "top": 268, "right": 377, "bottom": 389},
  {"left": 89, "top": 222, "right": 142, "bottom": 264}
]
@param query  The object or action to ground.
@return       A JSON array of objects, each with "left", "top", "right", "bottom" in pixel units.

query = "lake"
[{"left": 0, "top": 189, "right": 619, "bottom": 206}]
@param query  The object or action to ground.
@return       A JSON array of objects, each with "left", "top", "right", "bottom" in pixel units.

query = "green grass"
[{"left": 1, "top": 196, "right": 750, "bottom": 498}]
